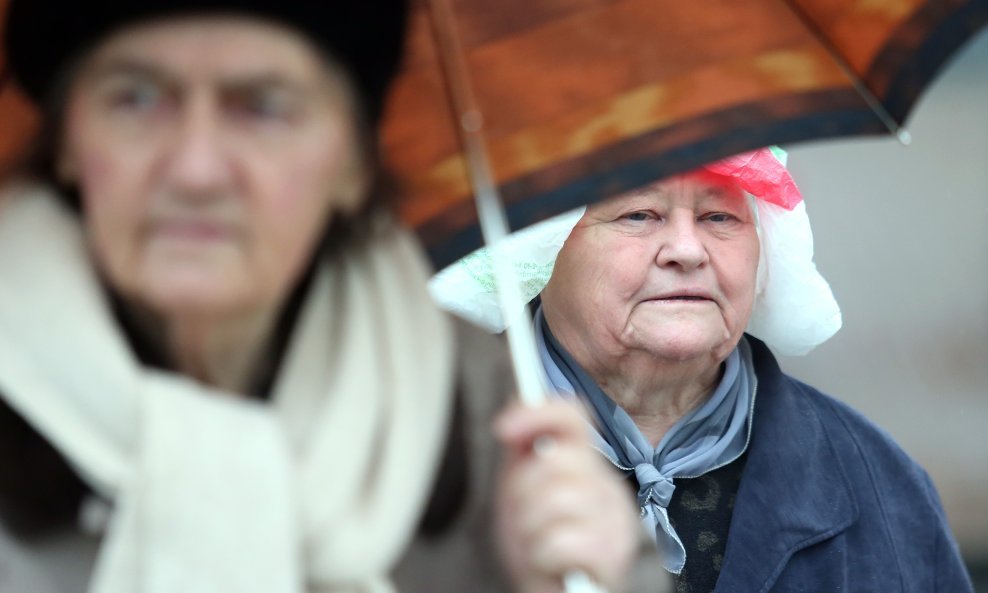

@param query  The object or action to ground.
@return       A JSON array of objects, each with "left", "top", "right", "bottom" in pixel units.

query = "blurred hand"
[{"left": 494, "top": 400, "right": 638, "bottom": 593}]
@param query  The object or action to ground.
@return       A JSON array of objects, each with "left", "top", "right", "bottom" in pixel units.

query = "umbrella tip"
[{"left": 896, "top": 128, "right": 912, "bottom": 146}]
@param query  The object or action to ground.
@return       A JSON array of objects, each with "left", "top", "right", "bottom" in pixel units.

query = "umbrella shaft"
[
  {"left": 426, "top": 2, "right": 623, "bottom": 590},
  {"left": 426, "top": 0, "right": 549, "bottom": 405}
]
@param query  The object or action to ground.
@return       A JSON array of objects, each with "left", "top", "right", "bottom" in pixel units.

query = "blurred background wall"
[{"left": 781, "top": 28, "right": 988, "bottom": 589}]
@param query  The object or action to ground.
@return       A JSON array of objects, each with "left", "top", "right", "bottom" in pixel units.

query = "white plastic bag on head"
[
  {"left": 428, "top": 147, "right": 843, "bottom": 356},
  {"left": 746, "top": 198, "right": 842, "bottom": 355},
  {"left": 428, "top": 207, "right": 585, "bottom": 333}
]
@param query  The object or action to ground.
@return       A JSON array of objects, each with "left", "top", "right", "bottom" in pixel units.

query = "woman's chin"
[
  {"left": 138, "top": 271, "right": 258, "bottom": 320},
  {"left": 631, "top": 325, "right": 735, "bottom": 365}
]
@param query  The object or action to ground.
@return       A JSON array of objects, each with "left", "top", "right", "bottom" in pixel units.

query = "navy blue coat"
[{"left": 720, "top": 337, "right": 974, "bottom": 593}]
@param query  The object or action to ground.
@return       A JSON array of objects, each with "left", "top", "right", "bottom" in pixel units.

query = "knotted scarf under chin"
[
  {"left": 535, "top": 306, "right": 756, "bottom": 574},
  {"left": 0, "top": 186, "right": 455, "bottom": 593}
]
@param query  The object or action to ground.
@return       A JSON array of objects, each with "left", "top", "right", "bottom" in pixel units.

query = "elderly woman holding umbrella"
[
  {"left": 433, "top": 147, "right": 974, "bottom": 592},
  {"left": 0, "top": 2, "right": 648, "bottom": 592}
]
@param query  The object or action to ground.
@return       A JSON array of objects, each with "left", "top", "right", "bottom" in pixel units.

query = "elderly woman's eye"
[
  {"left": 109, "top": 80, "right": 164, "bottom": 112},
  {"left": 623, "top": 211, "right": 651, "bottom": 222},
  {"left": 704, "top": 212, "right": 736, "bottom": 223},
  {"left": 231, "top": 90, "right": 297, "bottom": 123}
]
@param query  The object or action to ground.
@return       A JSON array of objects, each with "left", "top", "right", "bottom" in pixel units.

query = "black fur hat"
[{"left": 2, "top": 0, "right": 409, "bottom": 124}]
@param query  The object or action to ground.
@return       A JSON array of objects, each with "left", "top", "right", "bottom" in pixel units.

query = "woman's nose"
[
  {"left": 655, "top": 217, "right": 709, "bottom": 270},
  {"left": 162, "top": 104, "right": 233, "bottom": 197}
]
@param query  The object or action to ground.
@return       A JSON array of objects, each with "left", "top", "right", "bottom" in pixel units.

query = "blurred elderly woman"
[
  {"left": 432, "top": 148, "right": 974, "bottom": 593},
  {"left": 0, "top": 2, "right": 640, "bottom": 593}
]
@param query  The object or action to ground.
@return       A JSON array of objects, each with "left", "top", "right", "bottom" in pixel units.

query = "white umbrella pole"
[
  {"left": 465, "top": 120, "right": 608, "bottom": 593},
  {"left": 423, "top": 0, "right": 548, "bottom": 405},
  {"left": 462, "top": 124, "right": 550, "bottom": 405},
  {"left": 426, "top": 1, "right": 607, "bottom": 592}
]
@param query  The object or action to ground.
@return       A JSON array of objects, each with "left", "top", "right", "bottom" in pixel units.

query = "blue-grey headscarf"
[{"left": 534, "top": 306, "right": 757, "bottom": 574}]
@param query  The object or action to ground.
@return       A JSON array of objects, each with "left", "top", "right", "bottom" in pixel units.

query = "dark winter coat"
[{"left": 713, "top": 337, "right": 973, "bottom": 593}]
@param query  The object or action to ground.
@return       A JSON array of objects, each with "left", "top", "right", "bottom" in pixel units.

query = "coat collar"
[{"left": 714, "top": 337, "right": 858, "bottom": 593}]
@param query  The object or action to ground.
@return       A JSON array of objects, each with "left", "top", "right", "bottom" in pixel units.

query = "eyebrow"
[
  {"left": 82, "top": 58, "right": 168, "bottom": 83},
  {"left": 82, "top": 58, "right": 313, "bottom": 95},
  {"left": 698, "top": 186, "right": 739, "bottom": 201},
  {"left": 594, "top": 181, "right": 747, "bottom": 213}
]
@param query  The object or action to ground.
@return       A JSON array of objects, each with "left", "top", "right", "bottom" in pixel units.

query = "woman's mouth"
[
  {"left": 648, "top": 289, "right": 715, "bottom": 302},
  {"left": 150, "top": 220, "right": 237, "bottom": 243}
]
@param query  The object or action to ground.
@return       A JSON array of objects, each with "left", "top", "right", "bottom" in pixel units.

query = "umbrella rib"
[{"left": 780, "top": 0, "right": 912, "bottom": 145}]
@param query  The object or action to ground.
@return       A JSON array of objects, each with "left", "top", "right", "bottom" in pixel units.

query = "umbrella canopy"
[
  {"left": 2, "top": 0, "right": 986, "bottom": 266},
  {"left": 381, "top": 0, "right": 988, "bottom": 268}
]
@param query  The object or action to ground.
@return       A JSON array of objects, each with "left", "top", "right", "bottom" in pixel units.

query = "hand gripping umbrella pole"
[{"left": 426, "top": 1, "right": 606, "bottom": 592}]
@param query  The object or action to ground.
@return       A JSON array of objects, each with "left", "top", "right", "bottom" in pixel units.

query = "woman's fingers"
[
  {"left": 494, "top": 400, "right": 588, "bottom": 453},
  {"left": 494, "top": 400, "right": 638, "bottom": 593},
  {"left": 528, "top": 526, "right": 605, "bottom": 577}
]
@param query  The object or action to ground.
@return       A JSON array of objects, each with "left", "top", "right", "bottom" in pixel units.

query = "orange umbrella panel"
[
  {"left": 382, "top": 0, "right": 988, "bottom": 267},
  {"left": 0, "top": 0, "right": 37, "bottom": 177}
]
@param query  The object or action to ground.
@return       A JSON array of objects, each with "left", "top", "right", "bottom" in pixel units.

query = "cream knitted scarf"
[{"left": 0, "top": 186, "right": 454, "bottom": 593}]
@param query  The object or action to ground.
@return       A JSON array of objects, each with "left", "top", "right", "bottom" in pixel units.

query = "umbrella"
[
  {"left": 381, "top": 0, "right": 988, "bottom": 269},
  {"left": 383, "top": 4, "right": 984, "bottom": 587}
]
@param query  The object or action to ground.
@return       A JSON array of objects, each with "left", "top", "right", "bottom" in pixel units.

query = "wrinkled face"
[
  {"left": 542, "top": 173, "right": 760, "bottom": 369},
  {"left": 59, "top": 16, "right": 367, "bottom": 319}
]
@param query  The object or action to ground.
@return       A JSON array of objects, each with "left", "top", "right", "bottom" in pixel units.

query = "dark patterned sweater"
[{"left": 666, "top": 451, "right": 748, "bottom": 593}]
